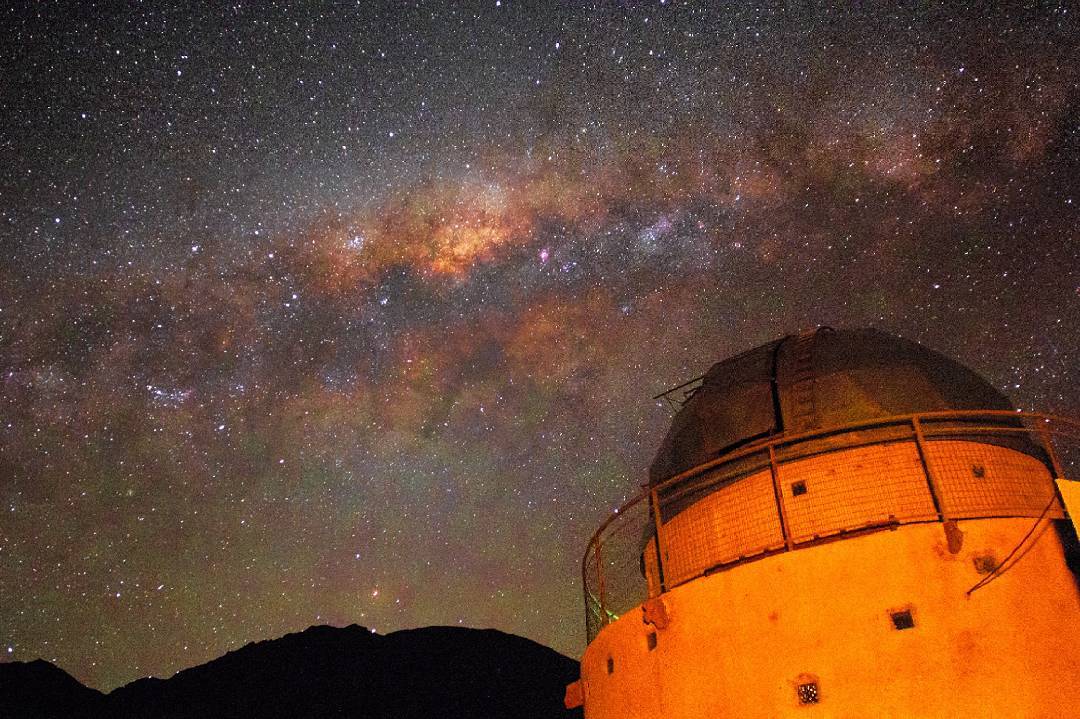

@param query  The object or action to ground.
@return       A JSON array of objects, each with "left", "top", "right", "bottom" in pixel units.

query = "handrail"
[
  {"left": 585, "top": 412, "right": 1077, "bottom": 549},
  {"left": 652, "top": 411, "right": 1076, "bottom": 495}
]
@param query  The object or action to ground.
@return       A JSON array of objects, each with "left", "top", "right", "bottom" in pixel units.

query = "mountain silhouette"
[
  {"left": 0, "top": 625, "right": 583, "bottom": 718},
  {"left": 0, "top": 658, "right": 106, "bottom": 717}
]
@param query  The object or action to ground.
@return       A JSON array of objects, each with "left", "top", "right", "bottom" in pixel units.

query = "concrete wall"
[{"left": 582, "top": 517, "right": 1080, "bottom": 718}]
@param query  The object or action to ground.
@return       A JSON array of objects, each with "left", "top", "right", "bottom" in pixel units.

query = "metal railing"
[{"left": 582, "top": 411, "right": 1080, "bottom": 642}]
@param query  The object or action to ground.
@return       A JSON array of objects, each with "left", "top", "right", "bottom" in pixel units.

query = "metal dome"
[{"left": 649, "top": 327, "right": 1015, "bottom": 484}]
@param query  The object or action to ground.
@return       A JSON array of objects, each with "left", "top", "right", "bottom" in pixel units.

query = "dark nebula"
[{"left": 2, "top": 2, "right": 1078, "bottom": 690}]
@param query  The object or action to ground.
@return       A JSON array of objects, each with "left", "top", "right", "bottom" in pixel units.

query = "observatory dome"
[{"left": 649, "top": 327, "right": 1014, "bottom": 484}]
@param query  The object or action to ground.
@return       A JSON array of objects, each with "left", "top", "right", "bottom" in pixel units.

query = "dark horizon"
[
  {"left": 2, "top": 1, "right": 1078, "bottom": 691},
  {"left": 0, "top": 623, "right": 583, "bottom": 718}
]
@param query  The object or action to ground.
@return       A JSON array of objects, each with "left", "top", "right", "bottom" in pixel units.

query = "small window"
[
  {"left": 606, "top": 656, "right": 615, "bottom": 674},
  {"left": 972, "top": 464, "right": 986, "bottom": 478},
  {"left": 646, "top": 631, "right": 657, "bottom": 650},
  {"left": 890, "top": 609, "right": 915, "bottom": 630},
  {"left": 791, "top": 481, "right": 808, "bottom": 497},
  {"left": 797, "top": 682, "right": 819, "bottom": 705}
]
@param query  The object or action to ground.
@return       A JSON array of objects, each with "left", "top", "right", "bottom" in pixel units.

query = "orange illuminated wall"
[{"left": 584, "top": 439, "right": 1080, "bottom": 718}]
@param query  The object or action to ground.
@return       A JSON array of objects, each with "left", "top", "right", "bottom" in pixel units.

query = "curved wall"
[{"left": 582, "top": 517, "right": 1080, "bottom": 718}]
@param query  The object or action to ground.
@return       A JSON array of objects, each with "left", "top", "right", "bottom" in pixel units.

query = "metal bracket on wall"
[
  {"left": 642, "top": 596, "right": 671, "bottom": 630},
  {"left": 944, "top": 519, "right": 964, "bottom": 554}
]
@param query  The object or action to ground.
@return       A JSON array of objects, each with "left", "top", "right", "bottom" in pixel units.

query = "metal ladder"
[{"left": 787, "top": 329, "right": 819, "bottom": 430}]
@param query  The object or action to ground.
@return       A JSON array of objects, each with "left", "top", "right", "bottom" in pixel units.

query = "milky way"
[{"left": 2, "top": 2, "right": 1078, "bottom": 690}]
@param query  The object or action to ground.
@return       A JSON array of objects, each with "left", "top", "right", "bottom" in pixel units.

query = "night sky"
[{"left": 2, "top": 1, "right": 1078, "bottom": 691}]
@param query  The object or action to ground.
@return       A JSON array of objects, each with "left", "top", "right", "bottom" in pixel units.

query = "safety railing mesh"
[
  {"left": 584, "top": 504, "right": 655, "bottom": 641},
  {"left": 924, "top": 439, "right": 1059, "bottom": 518},
  {"left": 780, "top": 441, "right": 938, "bottom": 543},
  {"left": 656, "top": 465, "right": 784, "bottom": 587},
  {"left": 582, "top": 412, "right": 1079, "bottom": 642}
]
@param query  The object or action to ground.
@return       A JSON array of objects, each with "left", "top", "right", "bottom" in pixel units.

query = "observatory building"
[{"left": 567, "top": 327, "right": 1080, "bottom": 717}]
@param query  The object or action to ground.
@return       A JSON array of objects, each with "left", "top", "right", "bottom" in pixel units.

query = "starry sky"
[{"left": 2, "top": 1, "right": 1078, "bottom": 691}]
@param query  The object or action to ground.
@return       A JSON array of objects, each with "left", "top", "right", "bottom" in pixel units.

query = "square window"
[
  {"left": 890, "top": 610, "right": 915, "bottom": 630},
  {"left": 791, "top": 481, "right": 808, "bottom": 497}
]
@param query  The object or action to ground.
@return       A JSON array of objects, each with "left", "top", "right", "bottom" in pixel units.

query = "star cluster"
[{"left": 2, "top": 2, "right": 1078, "bottom": 690}]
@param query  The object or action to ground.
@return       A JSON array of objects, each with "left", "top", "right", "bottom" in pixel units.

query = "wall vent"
[{"left": 797, "top": 682, "right": 819, "bottom": 705}]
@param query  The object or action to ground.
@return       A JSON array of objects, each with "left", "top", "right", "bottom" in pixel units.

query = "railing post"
[
  {"left": 912, "top": 416, "right": 963, "bottom": 553},
  {"left": 767, "top": 445, "right": 795, "bottom": 551},
  {"left": 593, "top": 540, "right": 607, "bottom": 627},
  {"left": 1037, "top": 422, "right": 1072, "bottom": 527},
  {"left": 1038, "top": 423, "right": 1066, "bottom": 479},
  {"left": 650, "top": 488, "right": 668, "bottom": 594}
]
